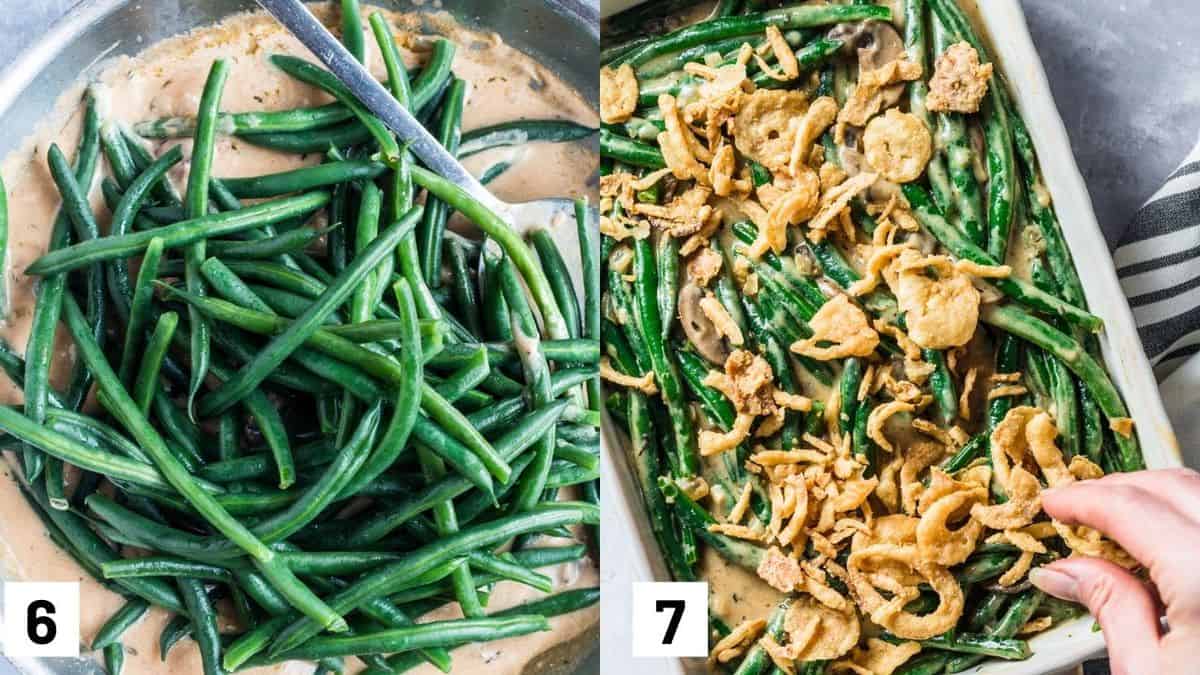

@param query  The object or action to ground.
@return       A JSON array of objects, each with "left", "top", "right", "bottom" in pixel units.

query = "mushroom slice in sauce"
[{"left": 679, "top": 281, "right": 730, "bottom": 365}]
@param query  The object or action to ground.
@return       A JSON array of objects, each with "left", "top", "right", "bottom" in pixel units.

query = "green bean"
[
  {"left": 259, "top": 615, "right": 549, "bottom": 664},
  {"left": 945, "top": 591, "right": 1042, "bottom": 672},
  {"left": 906, "top": 632, "right": 1031, "bottom": 660},
  {"left": 927, "top": 13, "right": 985, "bottom": 242},
  {"left": 659, "top": 477, "right": 764, "bottom": 570},
  {"left": 447, "top": 239, "right": 482, "bottom": 337},
  {"left": 176, "top": 578, "right": 222, "bottom": 675},
  {"left": 941, "top": 433, "right": 986, "bottom": 473},
  {"left": 182, "top": 59, "right": 230, "bottom": 416},
  {"left": 268, "top": 503, "right": 597, "bottom": 656},
  {"left": 103, "top": 558, "right": 232, "bottom": 583},
  {"left": 612, "top": 4, "right": 889, "bottom": 67},
  {"left": 412, "top": 167, "right": 569, "bottom": 343},
  {"left": 207, "top": 225, "right": 327, "bottom": 260},
  {"left": 61, "top": 296, "right": 346, "bottom": 631},
  {"left": 926, "top": 349, "right": 959, "bottom": 426},
  {"left": 116, "top": 236, "right": 165, "bottom": 387},
  {"left": 25, "top": 95, "right": 100, "bottom": 480},
  {"left": 0, "top": 406, "right": 207, "bottom": 493},
  {"left": 197, "top": 206, "right": 421, "bottom": 415},
  {"left": 956, "top": 553, "right": 1016, "bottom": 586},
  {"left": 493, "top": 586, "right": 599, "bottom": 618},
  {"left": 240, "top": 121, "right": 372, "bottom": 154},
  {"left": 340, "top": 0, "right": 365, "bottom": 62},
  {"left": 92, "top": 599, "right": 149, "bottom": 651},
  {"left": 135, "top": 102, "right": 352, "bottom": 138},
  {"left": 533, "top": 227, "right": 584, "bottom": 340},
  {"left": 458, "top": 120, "right": 597, "bottom": 158},
  {"left": 158, "top": 615, "right": 192, "bottom": 661},
  {"left": 410, "top": 38, "right": 456, "bottom": 113},
  {"left": 419, "top": 77, "right": 466, "bottom": 286},
  {"left": 345, "top": 400, "right": 568, "bottom": 545},
  {"left": 980, "top": 303, "right": 1141, "bottom": 469},
  {"left": 632, "top": 238, "right": 698, "bottom": 474},
  {"left": 853, "top": 397, "right": 877, "bottom": 476},
  {"left": 132, "top": 313, "right": 179, "bottom": 414},
  {"left": 733, "top": 601, "right": 789, "bottom": 675},
  {"left": 988, "top": 334, "right": 1022, "bottom": 430},
  {"left": 929, "top": 0, "right": 1014, "bottom": 261},
  {"left": 104, "top": 643, "right": 125, "bottom": 675},
  {"left": 903, "top": 184, "right": 1101, "bottom": 331},
  {"left": 600, "top": 128, "right": 665, "bottom": 168},
  {"left": 27, "top": 191, "right": 330, "bottom": 277},
  {"left": 839, "top": 358, "right": 864, "bottom": 434},
  {"left": 218, "top": 159, "right": 385, "bottom": 199},
  {"left": 269, "top": 55, "right": 399, "bottom": 162}
]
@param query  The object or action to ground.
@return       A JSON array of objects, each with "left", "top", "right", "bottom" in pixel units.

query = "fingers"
[
  {"left": 1079, "top": 468, "right": 1200, "bottom": 517},
  {"left": 1041, "top": 474, "right": 1200, "bottom": 579},
  {"left": 1030, "top": 558, "right": 1162, "bottom": 675}
]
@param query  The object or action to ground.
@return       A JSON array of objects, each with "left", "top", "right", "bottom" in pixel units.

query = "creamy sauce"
[{"left": 0, "top": 5, "right": 597, "bottom": 674}]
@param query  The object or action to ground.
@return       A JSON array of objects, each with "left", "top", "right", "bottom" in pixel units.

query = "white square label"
[
  {"left": 631, "top": 581, "right": 708, "bottom": 658},
  {"left": 3, "top": 582, "right": 80, "bottom": 657}
]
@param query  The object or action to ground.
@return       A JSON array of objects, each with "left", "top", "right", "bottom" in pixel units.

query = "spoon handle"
[{"left": 255, "top": 0, "right": 501, "bottom": 211}]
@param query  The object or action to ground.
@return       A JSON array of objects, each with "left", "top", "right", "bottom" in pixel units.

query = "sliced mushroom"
[
  {"left": 828, "top": 20, "right": 908, "bottom": 109},
  {"left": 679, "top": 282, "right": 730, "bottom": 365},
  {"left": 828, "top": 20, "right": 906, "bottom": 71}
]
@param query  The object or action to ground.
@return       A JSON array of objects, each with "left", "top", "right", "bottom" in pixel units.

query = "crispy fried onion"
[
  {"left": 916, "top": 486, "right": 987, "bottom": 566},
  {"left": 599, "top": 357, "right": 657, "bottom": 394},
  {"left": 758, "top": 545, "right": 805, "bottom": 592},
  {"left": 734, "top": 89, "right": 809, "bottom": 172},
  {"left": 791, "top": 295, "right": 880, "bottom": 360},
  {"left": 701, "top": 293, "right": 746, "bottom": 346},
  {"left": 971, "top": 465, "right": 1042, "bottom": 530},
  {"left": 1052, "top": 520, "right": 1138, "bottom": 569},
  {"left": 833, "top": 638, "right": 922, "bottom": 675},
  {"left": 599, "top": 63, "right": 638, "bottom": 124},
  {"left": 839, "top": 59, "right": 924, "bottom": 128},
  {"left": 806, "top": 172, "right": 879, "bottom": 241},
  {"left": 709, "top": 618, "right": 766, "bottom": 664},
  {"left": 866, "top": 401, "right": 914, "bottom": 455},
  {"left": 699, "top": 412, "right": 754, "bottom": 457},
  {"left": 847, "top": 544, "right": 964, "bottom": 640},
  {"left": 657, "top": 94, "right": 710, "bottom": 183},
  {"left": 783, "top": 596, "right": 862, "bottom": 662},
  {"left": 761, "top": 168, "right": 821, "bottom": 253},
  {"left": 926, "top": 42, "right": 993, "bottom": 114},
  {"left": 863, "top": 109, "right": 933, "bottom": 184},
  {"left": 789, "top": 96, "right": 840, "bottom": 178},
  {"left": 635, "top": 184, "right": 713, "bottom": 238},
  {"left": 891, "top": 249, "right": 980, "bottom": 349}
]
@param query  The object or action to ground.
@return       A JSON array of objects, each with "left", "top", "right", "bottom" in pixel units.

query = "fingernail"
[{"left": 1029, "top": 567, "right": 1079, "bottom": 601}]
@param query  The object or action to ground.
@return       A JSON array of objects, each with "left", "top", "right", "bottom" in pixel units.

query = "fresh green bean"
[
  {"left": 92, "top": 599, "right": 149, "bottom": 651},
  {"left": 269, "top": 55, "right": 399, "bottom": 162},
  {"left": 197, "top": 206, "right": 421, "bottom": 415},
  {"left": 61, "top": 295, "right": 346, "bottom": 631},
  {"left": 419, "top": 77, "right": 466, "bottom": 286},
  {"left": 27, "top": 192, "right": 330, "bottom": 277},
  {"left": 458, "top": 120, "right": 597, "bottom": 158}
]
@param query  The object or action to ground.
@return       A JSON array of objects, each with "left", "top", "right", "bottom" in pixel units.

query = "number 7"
[{"left": 656, "top": 599, "right": 685, "bottom": 644}]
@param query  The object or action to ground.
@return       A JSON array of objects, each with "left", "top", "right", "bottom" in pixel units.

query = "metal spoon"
[{"left": 254, "top": 0, "right": 581, "bottom": 239}]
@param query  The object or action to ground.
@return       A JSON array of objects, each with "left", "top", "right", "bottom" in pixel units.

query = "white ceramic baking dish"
[{"left": 598, "top": 1, "right": 1183, "bottom": 673}]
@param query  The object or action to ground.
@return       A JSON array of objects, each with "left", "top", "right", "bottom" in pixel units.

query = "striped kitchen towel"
[
  {"left": 1115, "top": 136, "right": 1200, "bottom": 468},
  {"left": 1115, "top": 138, "right": 1200, "bottom": 379}
]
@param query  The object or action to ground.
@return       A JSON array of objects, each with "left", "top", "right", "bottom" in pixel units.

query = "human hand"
[{"left": 1029, "top": 468, "right": 1200, "bottom": 675}]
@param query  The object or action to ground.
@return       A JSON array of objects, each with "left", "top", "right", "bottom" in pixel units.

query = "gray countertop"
[{"left": 3, "top": 1, "right": 1199, "bottom": 245}]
